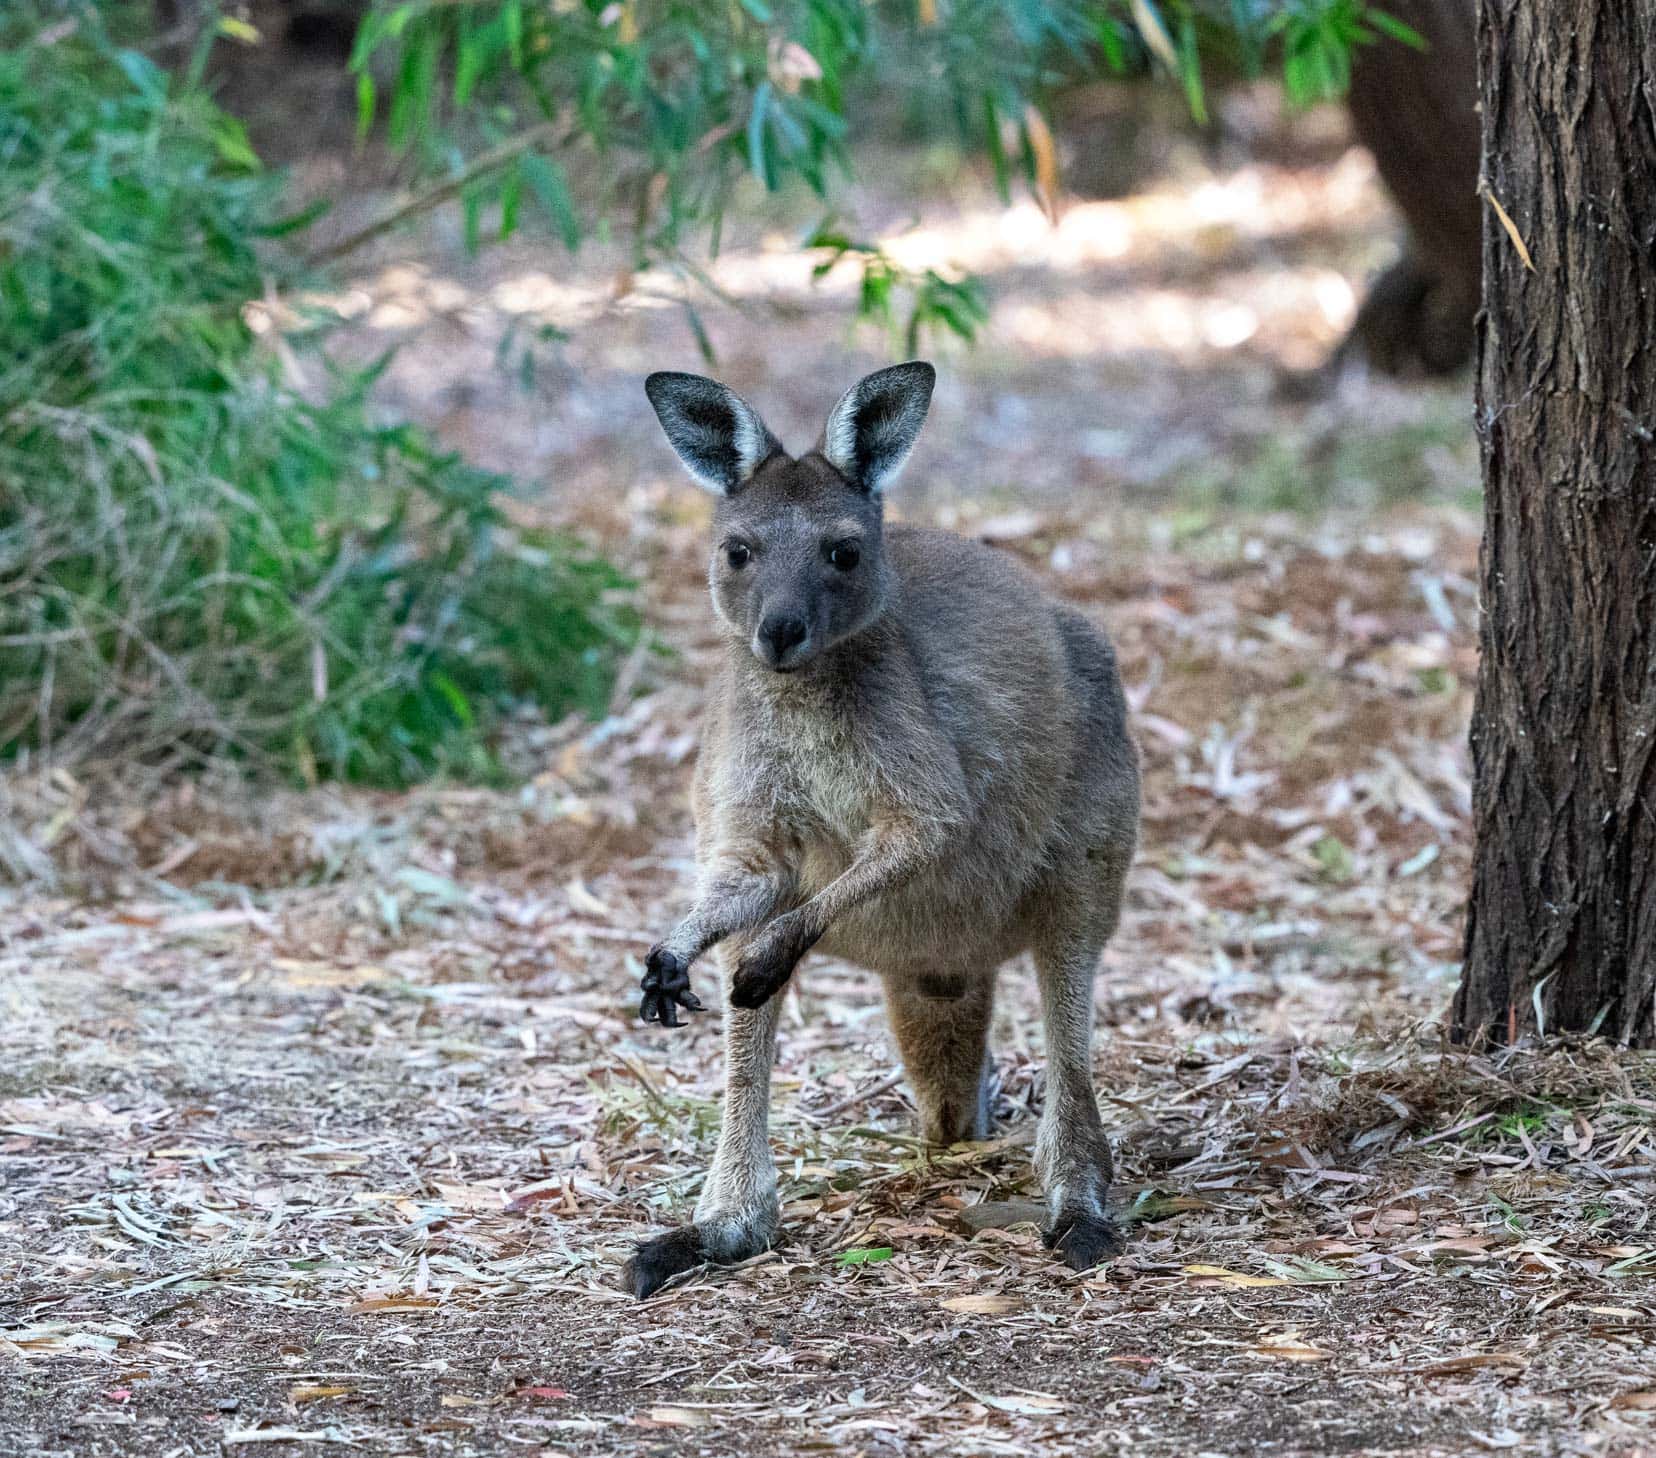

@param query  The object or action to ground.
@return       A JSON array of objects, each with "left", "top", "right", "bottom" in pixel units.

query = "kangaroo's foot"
[
  {"left": 1038, "top": 1130, "right": 1121, "bottom": 1271},
  {"left": 622, "top": 1204, "right": 778, "bottom": 1299},
  {"left": 1041, "top": 1198, "right": 1123, "bottom": 1271}
]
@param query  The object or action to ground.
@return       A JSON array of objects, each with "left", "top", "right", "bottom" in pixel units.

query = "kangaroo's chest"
[{"left": 761, "top": 707, "right": 877, "bottom": 844}]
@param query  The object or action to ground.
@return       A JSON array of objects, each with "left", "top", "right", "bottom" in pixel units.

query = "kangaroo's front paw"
[
  {"left": 729, "top": 915, "right": 818, "bottom": 1009},
  {"left": 639, "top": 944, "right": 704, "bottom": 1028},
  {"left": 1042, "top": 1204, "right": 1123, "bottom": 1271}
]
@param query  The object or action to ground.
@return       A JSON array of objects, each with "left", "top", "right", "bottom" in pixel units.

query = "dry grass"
[{"left": 5, "top": 124, "right": 1656, "bottom": 1458}]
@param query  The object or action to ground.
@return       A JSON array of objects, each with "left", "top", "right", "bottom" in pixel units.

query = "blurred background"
[{"left": 2, "top": 0, "right": 1481, "bottom": 819}]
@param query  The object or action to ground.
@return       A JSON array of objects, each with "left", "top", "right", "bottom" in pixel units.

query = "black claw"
[
  {"left": 1043, "top": 1210, "right": 1123, "bottom": 1271},
  {"left": 639, "top": 945, "right": 700, "bottom": 1027},
  {"left": 623, "top": 1227, "right": 706, "bottom": 1299}
]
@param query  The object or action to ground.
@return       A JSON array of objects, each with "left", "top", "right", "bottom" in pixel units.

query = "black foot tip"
[
  {"left": 622, "top": 1227, "right": 705, "bottom": 1299},
  {"left": 1043, "top": 1210, "right": 1123, "bottom": 1271}
]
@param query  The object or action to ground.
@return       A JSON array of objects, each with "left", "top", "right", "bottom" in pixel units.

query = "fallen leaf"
[
  {"left": 948, "top": 1376, "right": 1067, "bottom": 1414},
  {"left": 345, "top": 1296, "right": 438, "bottom": 1314},
  {"left": 1479, "top": 180, "right": 1534, "bottom": 270},
  {"left": 1414, "top": 1237, "right": 1495, "bottom": 1257},
  {"left": 1183, "top": 1263, "right": 1290, "bottom": 1288},
  {"left": 940, "top": 1293, "right": 1025, "bottom": 1316},
  {"left": 1411, "top": 1352, "right": 1528, "bottom": 1375},
  {"left": 1253, "top": 1333, "right": 1332, "bottom": 1362},
  {"left": 564, "top": 878, "right": 613, "bottom": 918},
  {"left": 835, "top": 1247, "right": 895, "bottom": 1267},
  {"left": 956, "top": 1198, "right": 1045, "bottom": 1233},
  {"left": 1259, "top": 1255, "right": 1357, "bottom": 1284},
  {"left": 273, "top": 959, "right": 389, "bottom": 989},
  {"left": 505, "top": 1183, "right": 563, "bottom": 1213},
  {"left": 645, "top": 1406, "right": 710, "bottom": 1427}
]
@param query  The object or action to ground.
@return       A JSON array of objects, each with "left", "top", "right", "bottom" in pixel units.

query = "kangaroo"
[{"left": 625, "top": 362, "right": 1140, "bottom": 1299}]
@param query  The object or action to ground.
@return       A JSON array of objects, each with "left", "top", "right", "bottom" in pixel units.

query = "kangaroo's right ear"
[{"left": 644, "top": 372, "right": 781, "bottom": 495}]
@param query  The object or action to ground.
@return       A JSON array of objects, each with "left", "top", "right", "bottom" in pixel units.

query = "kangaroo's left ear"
[{"left": 821, "top": 361, "right": 935, "bottom": 496}]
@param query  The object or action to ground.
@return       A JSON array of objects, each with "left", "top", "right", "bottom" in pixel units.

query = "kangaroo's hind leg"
[
  {"left": 1032, "top": 848, "right": 1130, "bottom": 1269},
  {"left": 884, "top": 973, "right": 996, "bottom": 1145},
  {"left": 623, "top": 943, "right": 783, "bottom": 1298}
]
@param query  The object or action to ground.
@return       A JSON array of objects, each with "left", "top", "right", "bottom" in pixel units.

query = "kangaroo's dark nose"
[{"left": 758, "top": 613, "right": 809, "bottom": 669}]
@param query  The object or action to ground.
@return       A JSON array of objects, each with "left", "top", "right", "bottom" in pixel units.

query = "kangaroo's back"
[{"left": 891, "top": 523, "right": 1128, "bottom": 818}]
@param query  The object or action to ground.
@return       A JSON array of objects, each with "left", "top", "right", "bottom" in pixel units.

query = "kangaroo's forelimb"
[
  {"left": 728, "top": 815, "right": 946, "bottom": 1008},
  {"left": 639, "top": 857, "right": 794, "bottom": 1026}
]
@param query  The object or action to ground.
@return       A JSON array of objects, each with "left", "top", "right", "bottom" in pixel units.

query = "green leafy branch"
[{"left": 333, "top": 0, "right": 1421, "bottom": 349}]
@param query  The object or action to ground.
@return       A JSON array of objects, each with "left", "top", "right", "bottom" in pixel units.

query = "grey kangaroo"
[{"left": 626, "top": 361, "right": 1140, "bottom": 1299}]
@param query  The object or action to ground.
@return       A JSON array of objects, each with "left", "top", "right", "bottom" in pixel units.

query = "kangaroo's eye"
[
  {"left": 827, "top": 542, "right": 861, "bottom": 572},
  {"left": 725, "top": 542, "right": 751, "bottom": 570}
]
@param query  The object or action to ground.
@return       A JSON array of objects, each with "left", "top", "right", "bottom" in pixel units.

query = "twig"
[
  {"left": 809, "top": 1069, "right": 905, "bottom": 1125},
  {"left": 304, "top": 122, "right": 561, "bottom": 267},
  {"left": 611, "top": 1050, "right": 675, "bottom": 1124},
  {"left": 1402, "top": 1111, "right": 1497, "bottom": 1150}
]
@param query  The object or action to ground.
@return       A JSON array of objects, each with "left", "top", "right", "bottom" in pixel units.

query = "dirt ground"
[{"left": 5, "top": 113, "right": 1656, "bottom": 1457}]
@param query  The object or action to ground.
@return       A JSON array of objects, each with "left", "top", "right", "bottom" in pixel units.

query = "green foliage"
[
  {"left": 0, "top": 9, "right": 638, "bottom": 787},
  {"left": 806, "top": 224, "right": 991, "bottom": 354},
  {"left": 834, "top": 1245, "right": 896, "bottom": 1266},
  {"left": 349, "top": 0, "right": 1410, "bottom": 345}
]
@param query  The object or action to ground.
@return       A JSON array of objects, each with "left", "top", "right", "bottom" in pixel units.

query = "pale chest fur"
[{"left": 745, "top": 693, "right": 878, "bottom": 845}]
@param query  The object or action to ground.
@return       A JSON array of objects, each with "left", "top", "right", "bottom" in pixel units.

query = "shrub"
[{"left": 0, "top": 7, "right": 638, "bottom": 787}]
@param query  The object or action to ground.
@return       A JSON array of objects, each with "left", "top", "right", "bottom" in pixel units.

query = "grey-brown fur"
[{"left": 625, "top": 363, "right": 1140, "bottom": 1299}]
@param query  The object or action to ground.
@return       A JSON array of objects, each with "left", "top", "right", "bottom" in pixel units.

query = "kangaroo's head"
[{"left": 645, "top": 361, "right": 935, "bottom": 673}]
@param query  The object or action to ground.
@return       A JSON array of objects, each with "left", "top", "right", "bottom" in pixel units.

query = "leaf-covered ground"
[{"left": 5, "top": 114, "right": 1656, "bottom": 1457}]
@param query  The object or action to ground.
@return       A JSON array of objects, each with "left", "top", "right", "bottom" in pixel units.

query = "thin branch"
[
  {"left": 304, "top": 121, "right": 561, "bottom": 268},
  {"left": 808, "top": 1068, "right": 906, "bottom": 1125}
]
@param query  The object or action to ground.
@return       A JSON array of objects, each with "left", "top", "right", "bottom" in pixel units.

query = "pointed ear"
[
  {"left": 644, "top": 372, "right": 781, "bottom": 495},
  {"left": 821, "top": 361, "right": 935, "bottom": 496}
]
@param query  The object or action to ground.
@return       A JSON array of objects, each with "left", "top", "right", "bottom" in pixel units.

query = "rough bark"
[
  {"left": 1342, "top": 0, "right": 1482, "bottom": 376},
  {"left": 1453, "top": 0, "right": 1656, "bottom": 1045}
]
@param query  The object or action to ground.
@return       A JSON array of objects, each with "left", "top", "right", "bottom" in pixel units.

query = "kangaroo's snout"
[{"left": 756, "top": 612, "right": 810, "bottom": 671}]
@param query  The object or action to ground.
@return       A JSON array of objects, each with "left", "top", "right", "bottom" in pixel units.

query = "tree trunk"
[
  {"left": 1342, "top": 0, "right": 1482, "bottom": 376},
  {"left": 1452, "top": 0, "right": 1656, "bottom": 1046}
]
